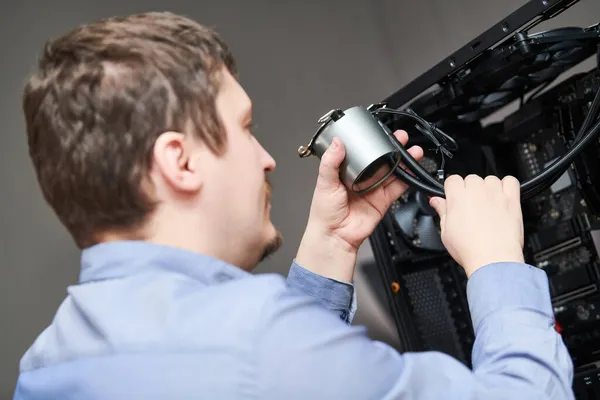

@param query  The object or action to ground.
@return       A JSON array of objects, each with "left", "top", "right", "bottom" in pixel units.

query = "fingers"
[
  {"left": 393, "top": 130, "right": 418, "bottom": 173},
  {"left": 385, "top": 144, "right": 423, "bottom": 187},
  {"left": 317, "top": 137, "right": 346, "bottom": 188},
  {"left": 393, "top": 130, "right": 409, "bottom": 146},
  {"left": 394, "top": 143, "right": 424, "bottom": 176},
  {"left": 436, "top": 172, "right": 526, "bottom": 276},
  {"left": 484, "top": 175, "right": 502, "bottom": 186},
  {"left": 464, "top": 174, "right": 484, "bottom": 188},
  {"left": 443, "top": 175, "right": 464, "bottom": 208},
  {"left": 429, "top": 197, "right": 447, "bottom": 227},
  {"left": 406, "top": 144, "right": 424, "bottom": 163},
  {"left": 502, "top": 176, "right": 522, "bottom": 240},
  {"left": 444, "top": 174, "right": 512, "bottom": 203},
  {"left": 484, "top": 175, "right": 503, "bottom": 195},
  {"left": 381, "top": 144, "right": 424, "bottom": 201},
  {"left": 358, "top": 130, "right": 416, "bottom": 202},
  {"left": 502, "top": 175, "right": 520, "bottom": 202},
  {"left": 375, "top": 130, "right": 421, "bottom": 205}
]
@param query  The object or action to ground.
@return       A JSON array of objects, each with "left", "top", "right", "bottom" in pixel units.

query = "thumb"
[
  {"left": 429, "top": 196, "right": 447, "bottom": 225},
  {"left": 317, "top": 137, "right": 345, "bottom": 186}
]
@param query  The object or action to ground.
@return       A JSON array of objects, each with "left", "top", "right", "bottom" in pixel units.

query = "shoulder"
[
  {"left": 20, "top": 271, "right": 296, "bottom": 372},
  {"left": 94, "top": 270, "right": 297, "bottom": 341}
]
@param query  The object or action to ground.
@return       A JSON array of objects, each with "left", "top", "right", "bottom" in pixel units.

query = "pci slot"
[
  {"left": 552, "top": 284, "right": 597, "bottom": 307},
  {"left": 533, "top": 237, "right": 583, "bottom": 263}
]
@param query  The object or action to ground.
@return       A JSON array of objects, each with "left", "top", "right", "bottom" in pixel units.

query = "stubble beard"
[
  {"left": 259, "top": 177, "right": 282, "bottom": 262},
  {"left": 259, "top": 230, "right": 283, "bottom": 263}
]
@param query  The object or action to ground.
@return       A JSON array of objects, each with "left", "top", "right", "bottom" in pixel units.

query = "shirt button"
[{"left": 340, "top": 311, "right": 347, "bottom": 319}]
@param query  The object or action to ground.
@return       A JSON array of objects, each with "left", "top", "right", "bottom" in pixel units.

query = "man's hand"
[
  {"left": 429, "top": 174, "right": 525, "bottom": 277},
  {"left": 296, "top": 130, "right": 423, "bottom": 283}
]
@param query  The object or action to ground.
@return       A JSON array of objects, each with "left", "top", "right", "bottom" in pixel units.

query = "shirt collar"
[{"left": 79, "top": 240, "right": 251, "bottom": 284}]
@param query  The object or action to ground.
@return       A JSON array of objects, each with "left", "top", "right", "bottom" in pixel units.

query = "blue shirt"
[{"left": 14, "top": 241, "right": 574, "bottom": 399}]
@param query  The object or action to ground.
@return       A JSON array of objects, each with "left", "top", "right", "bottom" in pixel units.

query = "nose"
[{"left": 261, "top": 145, "right": 276, "bottom": 173}]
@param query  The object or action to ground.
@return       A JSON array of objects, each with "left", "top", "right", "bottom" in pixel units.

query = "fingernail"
[{"left": 331, "top": 138, "right": 339, "bottom": 149}]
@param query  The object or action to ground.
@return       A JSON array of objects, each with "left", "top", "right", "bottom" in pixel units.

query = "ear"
[{"left": 151, "top": 132, "right": 203, "bottom": 193}]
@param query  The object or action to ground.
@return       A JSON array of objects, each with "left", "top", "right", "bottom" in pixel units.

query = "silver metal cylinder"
[{"left": 299, "top": 106, "right": 400, "bottom": 194}]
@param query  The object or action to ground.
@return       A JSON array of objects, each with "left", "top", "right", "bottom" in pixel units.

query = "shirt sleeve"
[
  {"left": 258, "top": 262, "right": 574, "bottom": 400},
  {"left": 286, "top": 260, "right": 357, "bottom": 324}
]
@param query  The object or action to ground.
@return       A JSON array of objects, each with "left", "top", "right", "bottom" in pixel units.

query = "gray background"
[{"left": 1, "top": 0, "right": 599, "bottom": 397}]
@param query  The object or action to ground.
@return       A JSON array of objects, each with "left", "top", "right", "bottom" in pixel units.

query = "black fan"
[{"left": 392, "top": 190, "right": 445, "bottom": 252}]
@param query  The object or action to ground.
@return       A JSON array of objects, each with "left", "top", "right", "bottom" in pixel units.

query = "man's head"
[{"left": 23, "top": 12, "right": 281, "bottom": 270}]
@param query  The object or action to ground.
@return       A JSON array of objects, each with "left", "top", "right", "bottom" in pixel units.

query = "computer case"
[{"left": 367, "top": 1, "right": 600, "bottom": 398}]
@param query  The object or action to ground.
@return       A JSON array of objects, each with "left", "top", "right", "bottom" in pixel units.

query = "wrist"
[
  {"left": 463, "top": 248, "right": 525, "bottom": 277},
  {"left": 296, "top": 222, "right": 358, "bottom": 283}
]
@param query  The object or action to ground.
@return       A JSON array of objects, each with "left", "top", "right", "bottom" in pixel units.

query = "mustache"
[{"left": 265, "top": 177, "right": 272, "bottom": 199}]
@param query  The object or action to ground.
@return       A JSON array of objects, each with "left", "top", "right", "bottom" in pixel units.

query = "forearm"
[
  {"left": 291, "top": 222, "right": 359, "bottom": 323},
  {"left": 261, "top": 261, "right": 574, "bottom": 399},
  {"left": 468, "top": 262, "right": 574, "bottom": 399},
  {"left": 286, "top": 260, "right": 357, "bottom": 323}
]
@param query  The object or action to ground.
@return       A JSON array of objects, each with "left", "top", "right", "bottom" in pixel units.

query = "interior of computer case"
[{"left": 367, "top": 1, "right": 600, "bottom": 398}]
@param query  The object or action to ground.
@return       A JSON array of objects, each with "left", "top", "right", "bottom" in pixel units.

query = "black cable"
[
  {"left": 525, "top": 80, "right": 552, "bottom": 104},
  {"left": 376, "top": 45, "right": 600, "bottom": 200},
  {"left": 520, "top": 96, "right": 600, "bottom": 198},
  {"left": 388, "top": 111, "right": 600, "bottom": 199},
  {"left": 375, "top": 109, "right": 459, "bottom": 154},
  {"left": 520, "top": 76, "right": 600, "bottom": 197},
  {"left": 522, "top": 170, "right": 566, "bottom": 199},
  {"left": 576, "top": 76, "right": 600, "bottom": 141},
  {"left": 386, "top": 49, "right": 600, "bottom": 199},
  {"left": 501, "top": 47, "right": 600, "bottom": 198},
  {"left": 393, "top": 165, "right": 445, "bottom": 198},
  {"left": 522, "top": 118, "right": 600, "bottom": 196},
  {"left": 374, "top": 108, "right": 455, "bottom": 191},
  {"left": 389, "top": 133, "right": 445, "bottom": 190}
]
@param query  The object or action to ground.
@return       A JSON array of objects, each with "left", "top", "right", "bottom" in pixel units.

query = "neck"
[{"left": 98, "top": 211, "right": 248, "bottom": 270}]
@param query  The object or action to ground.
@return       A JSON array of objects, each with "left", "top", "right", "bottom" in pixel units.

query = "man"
[{"left": 14, "top": 11, "right": 573, "bottom": 400}]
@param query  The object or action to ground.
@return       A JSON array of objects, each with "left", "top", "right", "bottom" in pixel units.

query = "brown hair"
[{"left": 23, "top": 12, "right": 237, "bottom": 248}]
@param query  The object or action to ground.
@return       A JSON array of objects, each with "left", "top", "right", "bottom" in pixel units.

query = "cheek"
[
  {"left": 216, "top": 139, "right": 266, "bottom": 213},
  {"left": 226, "top": 183, "right": 264, "bottom": 232}
]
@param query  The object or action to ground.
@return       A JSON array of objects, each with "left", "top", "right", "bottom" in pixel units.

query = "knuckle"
[
  {"left": 502, "top": 175, "right": 519, "bottom": 186},
  {"left": 319, "top": 150, "right": 335, "bottom": 166},
  {"left": 444, "top": 174, "right": 463, "bottom": 188},
  {"left": 484, "top": 175, "right": 500, "bottom": 183},
  {"left": 318, "top": 158, "right": 330, "bottom": 171},
  {"left": 318, "top": 159, "right": 335, "bottom": 176},
  {"left": 465, "top": 174, "right": 482, "bottom": 184},
  {"left": 446, "top": 174, "right": 462, "bottom": 183}
]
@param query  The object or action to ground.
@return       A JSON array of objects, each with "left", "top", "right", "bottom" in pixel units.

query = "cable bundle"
[{"left": 378, "top": 48, "right": 600, "bottom": 200}]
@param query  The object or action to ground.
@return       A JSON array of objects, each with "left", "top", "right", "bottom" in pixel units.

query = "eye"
[{"left": 246, "top": 122, "right": 257, "bottom": 135}]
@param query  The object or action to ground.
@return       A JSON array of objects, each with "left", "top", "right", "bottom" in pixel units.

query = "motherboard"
[{"left": 507, "top": 69, "right": 600, "bottom": 397}]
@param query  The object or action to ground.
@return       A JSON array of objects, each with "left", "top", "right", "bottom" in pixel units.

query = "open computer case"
[{"left": 367, "top": 1, "right": 600, "bottom": 398}]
